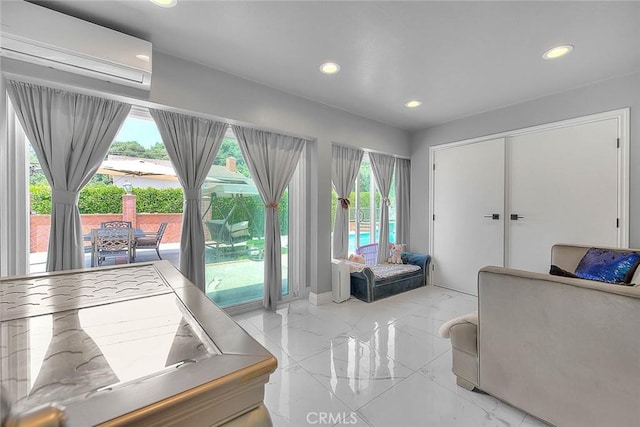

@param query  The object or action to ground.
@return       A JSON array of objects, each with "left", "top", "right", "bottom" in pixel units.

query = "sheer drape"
[
  {"left": 395, "top": 158, "right": 411, "bottom": 248},
  {"left": 150, "top": 109, "right": 228, "bottom": 290},
  {"left": 7, "top": 80, "right": 130, "bottom": 271},
  {"left": 232, "top": 125, "right": 306, "bottom": 310},
  {"left": 369, "top": 152, "right": 396, "bottom": 265},
  {"left": 331, "top": 145, "right": 364, "bottom": 259}
]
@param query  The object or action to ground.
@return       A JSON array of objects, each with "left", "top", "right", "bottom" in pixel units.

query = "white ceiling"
[{"left": 27, "top": 0, "right": 640, "bottom": 131}]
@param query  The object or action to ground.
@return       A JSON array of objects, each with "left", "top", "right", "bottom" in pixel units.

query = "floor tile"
[
  {"left": 361, "top": 319, "right": 451, "bottom": 370},
  {"left": 264, "top": 363, "right": 355, "bottom": 427},
  {"left": 232, "top": 285, "right": 557, "bottom": 427},
  {"left": 299, "top": 337, "right": 414, "bottom": 411},
  {"left": 359, "top": 372, "right": 526, "bottom": 427},
  {"left": 419, "top": 351, "right": 530, "bottom": 425},
  {"left": 261, "top": 321, "right": 352, "bottom": 363},
  {"left": 400, "top": 298, "right": 477, "bottom": 337}
]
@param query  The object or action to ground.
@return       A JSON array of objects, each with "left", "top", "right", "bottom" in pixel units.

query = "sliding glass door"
[{"left": 201, "top": 132, "right": 295, "bottom": 308}]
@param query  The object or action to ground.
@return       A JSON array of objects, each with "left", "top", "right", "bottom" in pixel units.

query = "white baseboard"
[{"left": 308, "top": 291, "right": 332, "bottom": 306}]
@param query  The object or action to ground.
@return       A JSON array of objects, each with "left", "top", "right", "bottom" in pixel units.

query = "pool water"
[{"left": 348, "top": 222, "right": 396, "bottom": 253}]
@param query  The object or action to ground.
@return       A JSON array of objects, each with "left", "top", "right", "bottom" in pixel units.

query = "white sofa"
[{"left": 449, "top": 244, "right": 640, "bottom": 427}]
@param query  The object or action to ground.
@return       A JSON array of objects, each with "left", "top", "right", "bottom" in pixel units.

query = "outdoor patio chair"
[
  {"left": 91, "top": 228, "right": 134, "bottom": 267},
  {"left": 101, "top": 220, "right": 132, "bottom": 229},
  {"left": 134, "top": 222, "right": 168, "bottom": 260}
]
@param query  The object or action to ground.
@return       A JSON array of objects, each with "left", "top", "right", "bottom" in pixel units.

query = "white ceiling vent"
[{"left": 1, "top": 1, "right": 152, "bottom": 90}]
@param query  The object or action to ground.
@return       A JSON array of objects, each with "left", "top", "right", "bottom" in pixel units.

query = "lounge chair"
[{"left": 205, "top": 220, "right": 250, "bottom": 258}]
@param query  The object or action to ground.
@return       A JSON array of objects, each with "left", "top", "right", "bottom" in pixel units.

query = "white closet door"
[
  {"left": 432, "top": 138, "right": 505, "bottom": 295},
  {"left": 507, "top": 118, "right": 619, "bottom": 273}
]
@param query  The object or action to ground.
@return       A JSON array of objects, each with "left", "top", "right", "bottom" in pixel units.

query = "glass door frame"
[{"left": 0, "top": 86, "right": 30, "bottom": 277}]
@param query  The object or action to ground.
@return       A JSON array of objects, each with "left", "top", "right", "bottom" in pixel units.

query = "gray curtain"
[
  {"left": 395, "top": 158, "right": 411, "bottom": 248},
  {"left": 6, "top": 80, "right": 130, "bottom": 271},
  {"left": 232, "top": 125, "right": 306, "bottom": 310},
  {"left": 369, "top": 152, "right": 396, "bottom": 265},
  {"left": 331, "top": 145, "right": 363, "bottom": 259},
  {"left": 150, "top": 109, "right": 228, "bottom": 291}
]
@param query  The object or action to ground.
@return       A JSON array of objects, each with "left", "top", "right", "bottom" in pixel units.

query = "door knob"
[
  {"left": 483, "top": 214, "right": 500, "bottom": 220},
  {"left": 510, "top": 214, "right": 524, "bottom": 220}
]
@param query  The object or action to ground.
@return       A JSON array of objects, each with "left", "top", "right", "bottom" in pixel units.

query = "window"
[
  {"left": 11, "top": 92, "right": 306, "bottom": 311},
  {"left": 201, "top": 131, "right": 297, "bottom": 309},
  {"left": 27, "top": 109, "right": 180, "bottom": 272},
  {"left": 331, "top": 153, "right": 396, "bottom": 255}
]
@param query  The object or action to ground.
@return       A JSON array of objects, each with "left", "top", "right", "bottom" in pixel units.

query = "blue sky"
[{"left": 114, "top": 117, "right": 162, "bottom": 148}]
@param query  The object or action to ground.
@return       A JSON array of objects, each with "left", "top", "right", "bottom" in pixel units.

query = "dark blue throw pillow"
[{"left": 574, "top": 248, "right": 640, "bottom": 284}]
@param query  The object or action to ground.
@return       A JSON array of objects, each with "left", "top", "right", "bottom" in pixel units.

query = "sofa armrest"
[
  {"left": 350, "top": 266, "right": 375, "bottom": 282},
  {"left": 402, "top": 252, "right": 430, "bottom": 271}
]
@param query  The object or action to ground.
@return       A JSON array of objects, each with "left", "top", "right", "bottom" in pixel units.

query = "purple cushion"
[{"left": 574, "top": 248, "right": 640, "bottom": 284}]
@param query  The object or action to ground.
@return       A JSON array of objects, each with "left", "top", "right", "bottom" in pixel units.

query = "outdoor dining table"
[
  {"left": 83, "top": 228, "right": 146, "bottom": 241},
  {"left": 84, "top": 228, "right": 147, "bottom": 266}
]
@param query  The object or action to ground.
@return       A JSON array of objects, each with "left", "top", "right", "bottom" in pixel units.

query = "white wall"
[
  {"left": 1, "top": 52, "right": 410, "bottom": 294},
  {"left": 410, "top": 72, "right": 640, "bottom": 253}
]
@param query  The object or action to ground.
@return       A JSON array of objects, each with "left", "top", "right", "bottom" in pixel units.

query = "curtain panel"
[
  {"left": 150, "top": 109, "right": 228, "bottom": 291},
  {"left": 6, "top": 80, "right": 131, "bottom": 271},
  {"left": 331, "top": 145, "right": 364, "bottom": 259},
  {"left": 232, "top": 125, "right": 306, "bottom": 310},
  {"left": 395, "top": 158, "right": 411, "bottom": 248},
  {"left": 369, "top": 152, "right": 396, "bottom": 265}
]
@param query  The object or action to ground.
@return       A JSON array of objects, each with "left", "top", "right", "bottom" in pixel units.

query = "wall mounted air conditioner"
[{"left": 0, "top": 1, "right": 152, "bottom": 90}]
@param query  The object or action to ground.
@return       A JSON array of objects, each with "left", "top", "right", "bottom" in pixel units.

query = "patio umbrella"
[{"left": 97, "top": 158, "right": 178, "bottom": 181}]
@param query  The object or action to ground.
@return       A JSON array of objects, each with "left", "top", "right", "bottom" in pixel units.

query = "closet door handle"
[
  {"left": 483, "top": 214, "right": 500, "bottom": 220},
  {"left": 510, "top": 214, "right": 524, "bottom": 220}
]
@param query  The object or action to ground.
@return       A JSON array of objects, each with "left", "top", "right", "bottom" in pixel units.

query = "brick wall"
[
  {"left": 30, "top": 213, "right": 183, "bottom": 252},
  {"left": 136, "top": 213, "right": 183, "bottom": 244}
]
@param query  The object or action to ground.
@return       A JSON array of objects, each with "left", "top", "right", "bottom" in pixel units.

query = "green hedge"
[
  {"left": 30, "top": 184, "right": 184, "bottom": 214},
  {"left": 30, "top": 185, "right": 292, "bottom": 236},
  {"left": 78, "top": 185, "right": 125, "bottom": 214},
  {"left": 132, "top": 187, "right": 183, "bottom": 213},
  {"left": 30, "top": 185, "right": 55, "bottom": 215}
]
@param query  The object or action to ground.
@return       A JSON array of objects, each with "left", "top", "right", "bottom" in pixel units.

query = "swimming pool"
[{"left": 347, "top": 222, "right": 396, "bottom": 253}]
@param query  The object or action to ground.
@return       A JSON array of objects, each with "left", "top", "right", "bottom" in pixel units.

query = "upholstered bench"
[{"left": 345, "top": 252, "right": 430, "bottom": 302}]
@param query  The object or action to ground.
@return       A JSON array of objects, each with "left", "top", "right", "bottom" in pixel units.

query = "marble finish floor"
[{"left": 233, "top": 285, "right": 550, "bottom": 427}]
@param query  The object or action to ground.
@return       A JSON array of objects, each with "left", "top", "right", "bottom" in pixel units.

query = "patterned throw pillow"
[{"left": 574, "top": 248, "right": 640, "bottom": 284}]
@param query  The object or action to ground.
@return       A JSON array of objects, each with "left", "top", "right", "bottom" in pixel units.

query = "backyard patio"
[{"left": 28, "top": 242, "right": 287, "bottom": 308}]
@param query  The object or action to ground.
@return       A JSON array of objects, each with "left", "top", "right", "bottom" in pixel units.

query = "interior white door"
[
  {"left": 507, "top": 118, "right": 619, "bottom": 273},
  {"left": 432, "top": 138, "right": 505, "bottom": 295}
]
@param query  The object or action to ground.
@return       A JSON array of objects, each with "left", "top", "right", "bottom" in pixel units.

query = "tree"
[
  {"left": 145, "top": 141, "right": 169, "bottom": 160},
  {"left": 108, "top": 140, "right": 147, "bottom": 157},
  {"left": 358, "top": 160, "right": 371, "bottom": 192},
  {"left": 213, "top": 138, "right": 250, "bottom": 177}
]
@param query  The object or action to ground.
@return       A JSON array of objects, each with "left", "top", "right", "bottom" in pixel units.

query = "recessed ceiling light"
[
  {"left": 405, "top": 100, "right": 422, "bottom": 108},
  {"left": 542, "top": 44, "right": 573, "bottom": 60},
  {"left": 136, "top": 54, "right": 150, "bottom": 62},
  {"left": 319, "top": 62, "right": 340, "bottom": 74},
  {"left": 149, "top": 0, "right": 177, "bottom": 8}
]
